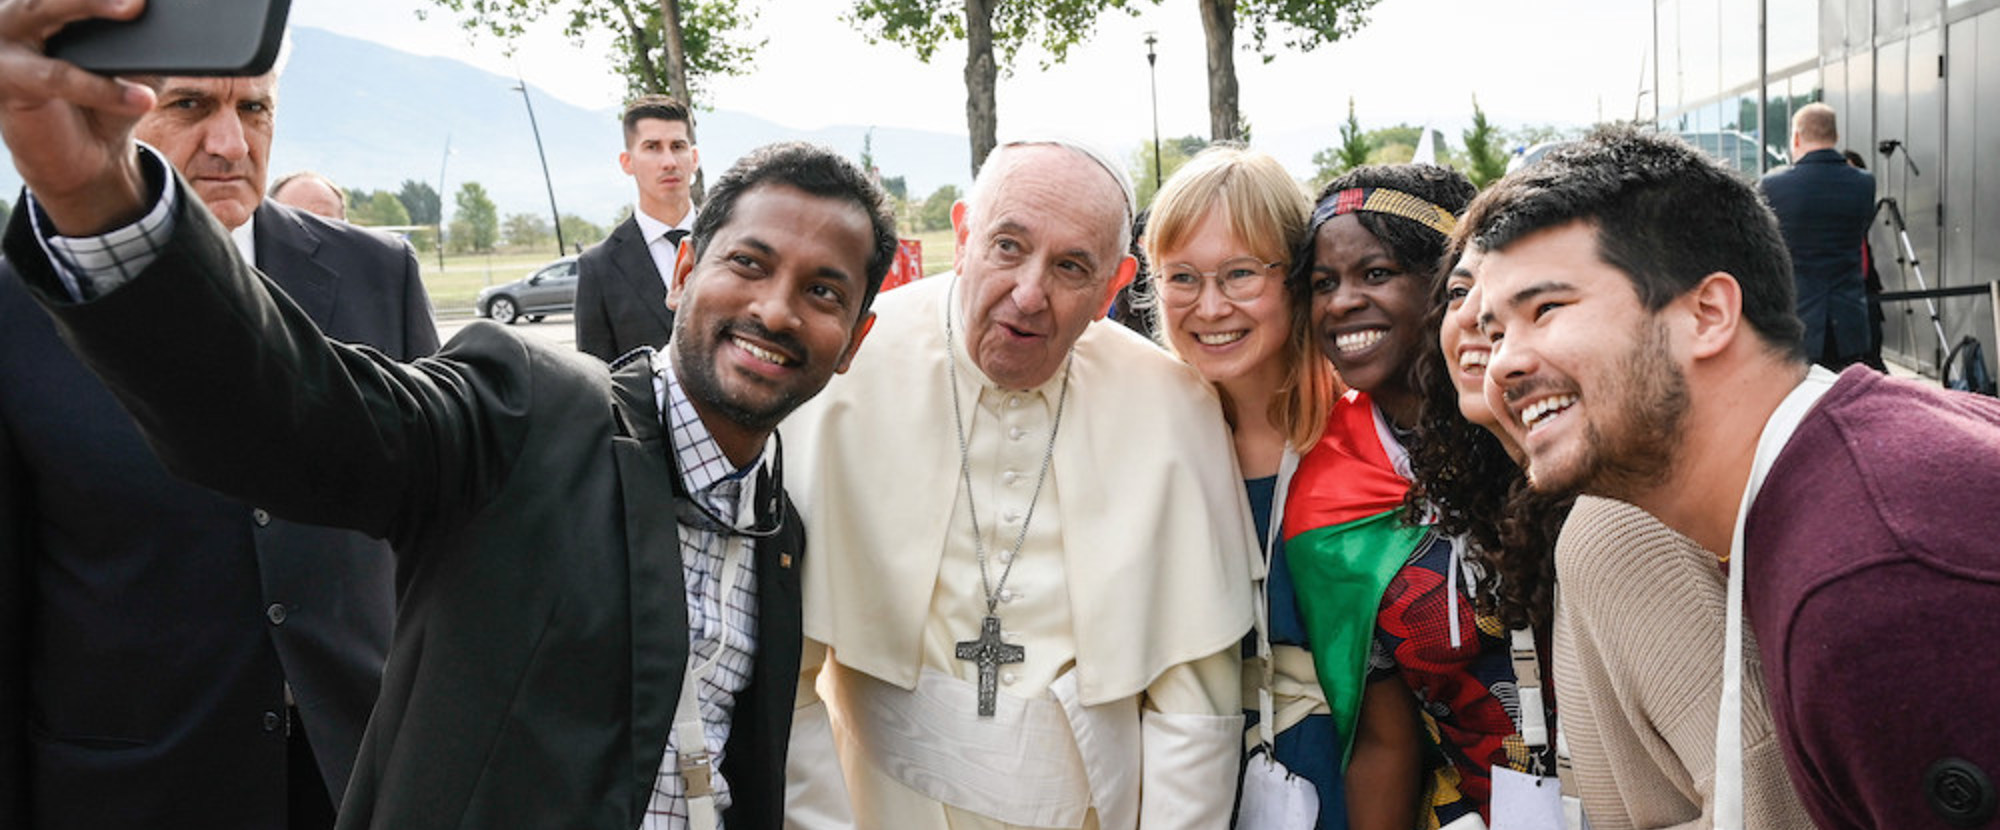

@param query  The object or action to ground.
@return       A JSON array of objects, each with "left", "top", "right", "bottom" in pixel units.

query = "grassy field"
[{"left": 420, "top": 229, "right": 960, "bottom": 315}]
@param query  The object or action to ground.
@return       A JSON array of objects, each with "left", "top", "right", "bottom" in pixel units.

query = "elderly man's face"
[
  {"left": 950, "top": 145, "right": 1135, "bottom": 390},
  {"left": 136, "top": 75, "right": 277, "bottom": 231}
]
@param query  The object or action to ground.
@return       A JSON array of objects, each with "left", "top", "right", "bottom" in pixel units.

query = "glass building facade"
[{"left": 1652, "top": 0, "right": 2000, "bottom": 376}]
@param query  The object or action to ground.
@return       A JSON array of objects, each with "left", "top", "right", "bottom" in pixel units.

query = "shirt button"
[
  {"left": 1009, "top": 427, "right": 1025, "bottom": 441},
  {"left": 262, "top": 710, "right": 283, "bottom": 732},
  {"left": 1001, "top": 671, "right": 1018, "bottom": 686},
  {"left": 999, "top": 589, "right": 1017, "bottom": 603},
  {"left": 998, "top": 550, "right": 1014, "bottom": 564},
  {"left": 266, "top": 603, "right": 287, "bottom": 625},
  {"left": 1001, "top": 471, "right": 1020, "bottom": 485},
  {"left": 252, "top": 508, "right": 271, "bottom": 527},
  {"left": 1006, "top": 396, "right": 1021, "bottom": 409},
  {"left": 1002, "top": 510, "right": 1022, "bottom": 523}
]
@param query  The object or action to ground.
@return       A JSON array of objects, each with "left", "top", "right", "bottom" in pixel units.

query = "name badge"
[{"left": 1491, "top": 766, "right": 1565, "bottom": 830}]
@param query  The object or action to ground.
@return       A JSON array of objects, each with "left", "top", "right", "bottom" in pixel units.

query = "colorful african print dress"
[
  {"left": 1285, "top": 389, "right": 1553, "bottom": 828},
  {"left": 1370, "top": 534, "right": 1555, "bottom": 827}
]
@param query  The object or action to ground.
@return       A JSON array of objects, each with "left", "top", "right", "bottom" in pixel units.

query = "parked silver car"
[{"left": 477, "top": 255, "right": 578, "bottom": 324}]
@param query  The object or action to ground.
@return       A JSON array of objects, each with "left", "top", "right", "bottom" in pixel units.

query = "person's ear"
[
  {"left": 1685, "top": 272, "right": 1744, "bottom": 360},
  {"left": 835, "top": 312, "right": 877, "bottom": 373},
  {"left": 665, "top": 237, "right": 695, "bottom": 310}
]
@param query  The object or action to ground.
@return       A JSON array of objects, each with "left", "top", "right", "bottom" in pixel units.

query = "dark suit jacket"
[
  {"left": 1758, "top": 148, "right": 1876, "bottom": 362},
  {"left": 0, "top": 199, "right": 437, "bottom": 829},
  {"left": 576, "top": 216, "right": 678, "bottom": 362},
  {"left": 2, "top": 179, "right": 802, "bottom": 830}
]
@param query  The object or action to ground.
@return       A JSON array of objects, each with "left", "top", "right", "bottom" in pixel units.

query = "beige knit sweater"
[{"left": 1551, "top": 496, "right": 1813, "bottom": 829}]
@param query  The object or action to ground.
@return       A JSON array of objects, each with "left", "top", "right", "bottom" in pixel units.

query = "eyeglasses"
[{"left": 1155, "top": 257, "right": 1282, "bottom": 307}]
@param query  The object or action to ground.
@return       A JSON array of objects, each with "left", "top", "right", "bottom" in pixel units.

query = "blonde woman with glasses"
[{"left": 1143, "top": 145, "right": 1344, "bottom": 828}]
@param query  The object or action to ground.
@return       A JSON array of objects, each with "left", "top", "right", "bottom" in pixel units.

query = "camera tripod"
[
  {"left": 1873, "top": 139, "right": 1951, "bottom": 367},
  {"left": 1871, "top": 195, "right": 1951, "bottom": 360}
]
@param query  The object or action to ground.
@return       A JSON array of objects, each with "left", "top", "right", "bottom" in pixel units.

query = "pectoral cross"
[{"left": 955, "top": 614, "right": 1024, "bottom": 717}]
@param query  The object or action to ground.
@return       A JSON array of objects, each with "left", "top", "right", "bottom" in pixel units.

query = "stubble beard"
[
  {"left": 1570, "top": 318, "right": 1690, "bottom": 502},
  {"left": 672, "top": 321, "right": 810, "bottom": 434}
]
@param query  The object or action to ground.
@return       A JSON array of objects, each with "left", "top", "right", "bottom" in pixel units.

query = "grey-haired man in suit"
[{"left": 0, "top": 47, "right": 436, "bottom": 830}]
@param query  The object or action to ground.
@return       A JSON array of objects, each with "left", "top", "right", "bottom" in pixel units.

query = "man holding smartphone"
[
  {"left": 0, "top": 36, "right": 436, "bottom": 830},
  {"left": 0, "top": 4, "right": 898, "bottom": 830}
]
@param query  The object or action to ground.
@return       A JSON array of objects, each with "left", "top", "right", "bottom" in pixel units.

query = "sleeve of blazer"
[
  {"left": 0, "top": 177, "right": 534, "bottom": 553},
  {"left": 575, "top": 247, "right": 617, "bottom": 362},
  {"left": 394, "top": 237, "right": 441, "bottom": 358},
  {"left": 0, "top": 404, "right": 27, "bottom": 826}
]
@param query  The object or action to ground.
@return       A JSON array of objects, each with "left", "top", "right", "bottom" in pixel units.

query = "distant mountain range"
[{"left": 0, "top": 27, "right": 977, "bottom": 228}]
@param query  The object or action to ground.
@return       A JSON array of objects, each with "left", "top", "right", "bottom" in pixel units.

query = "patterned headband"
[{"left": 1309, "top": 187, "right": 1457, "bottom": 238}]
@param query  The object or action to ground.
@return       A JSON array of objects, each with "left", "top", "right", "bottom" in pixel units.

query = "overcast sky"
[{"left": 292, "top": 0, "right": 1655, "bottom": 154}]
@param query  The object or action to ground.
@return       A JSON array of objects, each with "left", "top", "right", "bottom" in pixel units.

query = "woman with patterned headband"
[
  {"left": 1141, "top": 145, "right": 1345, "bottom": 828},
  {"left": 1279, "top": 164, "right": 1525, "bottom": 829}
]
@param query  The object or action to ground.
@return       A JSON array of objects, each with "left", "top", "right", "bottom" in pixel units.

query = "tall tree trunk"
[
  {"left": 964, "top": 0, "right": 998, "bottom": 177},
  {"left": 1199, "top": 0, "right": 1239, "bottom": 142},
  {"left": 660, "top": 0, "right": 706, "bottom": 201}
]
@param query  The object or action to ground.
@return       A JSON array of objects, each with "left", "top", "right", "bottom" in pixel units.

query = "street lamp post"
[
  {"left": 512, "top": 79, "right": 567, "bottom": 256},
  {"left": 1145, "top": 33, "right": 1162, "bottom": 193},
  {"left": 436, "top": 134, "right": 452, "bottom": 270}
]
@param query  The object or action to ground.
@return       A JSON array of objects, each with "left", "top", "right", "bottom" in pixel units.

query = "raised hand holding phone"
[{"left": 0, "top": 0, "right": 157, "bottom": 235}]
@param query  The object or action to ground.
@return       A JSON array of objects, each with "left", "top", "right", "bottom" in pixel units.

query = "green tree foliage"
[
  {"left": 346, "top": 189, "right": 414, "bottom": 227},
  {"left": 1196, "top": 0, "right": 1379, "bottom": 142},
  {"left": 847, "top": 0, "right": 1143, "bottom": 175},
  {"left": 1463, "top": 96, "right": 1508, "bottom": 188},
  {"left": 1308, "top": 98, "right": 1373, "bottom": 189},
  {"left": 880, "top": 175, "right": 908, "bottom": 201},
  {"left": 0, "top": 196, "right": 10, "bottom": 230},
  {"left": 919, "top": 184, "right": 961, "bottom": 233},
  {"left": 397, "top": 179, "right": 441, "bottom": 225},
  {"left": 454, "top": 182, "right": 500, "bottom": 253},
  {"left": 503, "top": 212, "right": 555, "bottom": 249},
  {"left": 561, "top": 214, "right": 607, "bottom": 250},
  {"left": 421, "top": 0, "right": 762, "bottom": 103},
  {"left": 1130, "top": 135, "right": 1207, "bottom": 210}
]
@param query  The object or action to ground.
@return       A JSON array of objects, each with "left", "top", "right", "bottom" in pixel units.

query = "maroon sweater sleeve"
[{"left": 1745, "top": 368, "right": 2000, "bottom": 830}]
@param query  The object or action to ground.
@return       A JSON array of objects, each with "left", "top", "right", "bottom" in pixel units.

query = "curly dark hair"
[{"left": 1400, "top": 198, "right": 1571, "bottom": 633}]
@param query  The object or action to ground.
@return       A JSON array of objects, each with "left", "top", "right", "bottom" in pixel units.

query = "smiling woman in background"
[{"left": 1144, "top": 145, "right": 1344, "bottom": 827}]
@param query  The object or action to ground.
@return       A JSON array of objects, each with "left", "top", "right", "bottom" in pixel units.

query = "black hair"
[
  {"left": 1469, "top": 125, "right": 1806, "bottom": 359},
  {"left": 1402, "top": 215, "right": 1571, "bottom": 631},
  {"left": 689, "top": 141, "right": 898, "bottom": 313}
]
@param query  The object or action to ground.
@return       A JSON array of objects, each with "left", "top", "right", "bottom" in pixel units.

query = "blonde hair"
[{"left": 1142, "top": 145, "right": 1335, "bottom": 450}]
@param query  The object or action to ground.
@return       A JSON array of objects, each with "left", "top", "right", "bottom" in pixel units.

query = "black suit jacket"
[
  {"left": 0, "top": 199, "right": 436, "bottom": 829},
  {"left": 1758, "top": 148, "right": 1876, "bottom": 361},
  {"left": 2, "top": 179, "right": 802, "bottom": 830},
  {"left": 576, "top": 216, "right": 678, "bottom": 362}
]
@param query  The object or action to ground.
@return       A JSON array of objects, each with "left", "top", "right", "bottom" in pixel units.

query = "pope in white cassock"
[{"left": 781, "top": 139, "right": 1258, "bottom": 829}]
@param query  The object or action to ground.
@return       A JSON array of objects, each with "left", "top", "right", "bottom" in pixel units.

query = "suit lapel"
[
  {"left": 253, "top": 202, "right": 339, "bottom": 325},
  {"left": 611, "top": 218, "right": 677, "bottom": 334},
  {"left": 607, "top": 352, "right": 690, "bottom": 822}
]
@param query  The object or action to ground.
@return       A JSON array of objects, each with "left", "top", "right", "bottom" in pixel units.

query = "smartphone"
[{"left": 47, "top": 0, "right": 292, "bottom": 77}]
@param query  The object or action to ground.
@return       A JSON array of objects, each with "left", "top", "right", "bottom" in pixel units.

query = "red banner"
[{"left": 883, "top": 238, "right": 925, "bottom": 292}]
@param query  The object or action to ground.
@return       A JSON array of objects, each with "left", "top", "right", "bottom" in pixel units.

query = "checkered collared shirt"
[
  {"left": 646, "top": 360, "right": 763, "bottom": 829},
  {"left": 29, "top": 153, "right": 763, "bottom": 828}
]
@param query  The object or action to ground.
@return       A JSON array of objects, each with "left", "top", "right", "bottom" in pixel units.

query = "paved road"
[{"left": 435, "top": 312, "right": 576, "bottom": 352}]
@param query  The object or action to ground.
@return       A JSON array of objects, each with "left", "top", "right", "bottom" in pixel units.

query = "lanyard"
[{"left": 674, "top": 484, "right": 757, "bottom": 830}]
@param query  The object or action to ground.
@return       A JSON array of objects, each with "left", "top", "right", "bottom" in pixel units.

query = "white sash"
[
  {"left": 1713, "top": 366, "right": 1837, "bottom": 829},
  {"left": 833, "top": 664, "right": 1095, "bottom": 828}
]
